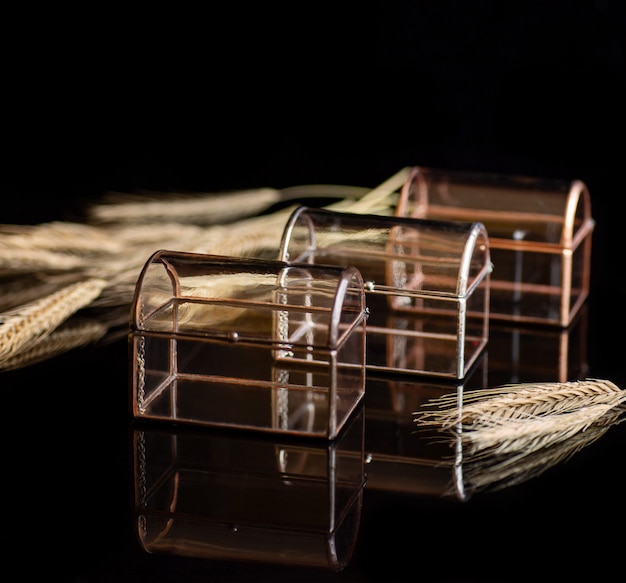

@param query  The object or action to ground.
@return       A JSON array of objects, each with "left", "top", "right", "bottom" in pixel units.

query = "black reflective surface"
[
  {"left": 3, "top": 3, "right": 625, "bottom": 582},
  {"left": 2, "top": 314, "right": 625, "bottom": 582}
]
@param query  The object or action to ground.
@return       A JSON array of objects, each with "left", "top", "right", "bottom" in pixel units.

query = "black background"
[
  {"left": 3, "top": 2, "right": 625, "bottom": 582},
  {"left": 5, "top": 1, "right": 624, "bottom": 374}
]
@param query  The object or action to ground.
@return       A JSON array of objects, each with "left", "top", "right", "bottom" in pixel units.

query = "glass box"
[
  {"left": 131, "top": 407, "right": 365, "bottom": 571},
  {"left": 279, "top": 206, "right": 491, "bottom": 379},
  {"left": 129, "top": 250, "right": 367, "bottom": 439},
  {"left": 396, "top": 167, "right": 595, "bottom": 326}
]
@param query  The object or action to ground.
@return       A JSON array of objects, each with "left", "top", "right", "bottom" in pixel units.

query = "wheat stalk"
[
  {"left": 87, "top": 187, "right": 283, "bottom": 224},
  {"left": 87, "top": 184, "right": 374, "bottom": 225},
  {"left": 0, "top": 277, "right": 64, "bottom": 312},
  {"left": 0, "top": 278, "right": 106, "bottom": 360},
  {"left": 414, "top": 379, "right": 626, "bottom": 495},
  {"left": 457, "top": 404, "right": 625, "bottom": 495},
  {"left": 460, "top": 402, "right": 619, "bottom": 457},
  {"left": 280, "top": 184, "right": 371, "bottom": 203},
  {"left": 415, "top": 378, "right": 626, "bottom": 430},
  {"left": 0, "top": 318, "right": 108, "bottom": 370},
  {"left": 0, "top": 248, "right": 90, "bottom": 274},
  {"left": 186, "top": 208, "right": 294, "bottom": 257},
  {"left": 329, "top": 167, "right": 410, "bottom": 214},
  {"left": 0, "top": 221, "right": 122, "bottom": 254},
  {"left": 106, "top": 222, "right": 206, "bottom": 246}
]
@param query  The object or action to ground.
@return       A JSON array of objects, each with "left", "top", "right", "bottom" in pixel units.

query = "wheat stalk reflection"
[{"left": 414, "top": 379, "right": 626, "bottom": 497}]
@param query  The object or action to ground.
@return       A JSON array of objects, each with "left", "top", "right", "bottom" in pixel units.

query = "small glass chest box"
[
  {"left": 130, "top": 250, "right": 367, "bottom": 439},
  {"left": 396, "top": 167, "right": 595, "bottom": 327}
]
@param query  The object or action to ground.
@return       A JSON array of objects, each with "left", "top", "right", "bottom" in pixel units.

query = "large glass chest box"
[{"left": 396, "top": 167, "right": 595, "bottom": 327}]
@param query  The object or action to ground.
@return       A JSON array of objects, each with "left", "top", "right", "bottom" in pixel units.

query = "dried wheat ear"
[
  {"left": 414, "top": 379, "right": 626, "bottom": 496},
  {"left": 414, "top": 378, "right": 626, "bottom": 456},
  {"left": 416, "top": 379, "right": 626, "bottom": 428},
  {"left": 0, "top": 168, "right": 410, "bottom": 370}
]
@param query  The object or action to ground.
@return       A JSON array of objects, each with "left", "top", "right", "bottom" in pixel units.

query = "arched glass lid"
[
  {"left": 279, "top": 206, "right": 491, "bottom": 299},
  {"left": 130, "top": 250, "right": 366, "bottom": 349},
  {"left": 396, "top": 166, "right": 594, "bottom": 249}
]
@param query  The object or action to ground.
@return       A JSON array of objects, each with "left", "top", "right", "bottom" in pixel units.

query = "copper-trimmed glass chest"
[
  {"left": 396, "top": 167, "right": 595, "bottom": 327},
  {"left": 130, "top": 250, "right": 367, "bottom": 439},
  {"left": 279, "top": 206, "right": 492, "bottom": 379}
]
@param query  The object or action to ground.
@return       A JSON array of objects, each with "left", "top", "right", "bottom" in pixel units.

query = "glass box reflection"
[{"left": 131, "top": 407, "right": 365, "bottom": 571}]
